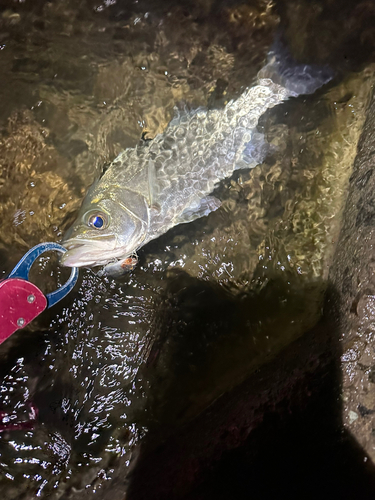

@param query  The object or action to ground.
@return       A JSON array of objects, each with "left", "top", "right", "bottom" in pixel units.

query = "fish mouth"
[
  {"left": 61, "top": 239, "right": 107, "bottom": 268},
  {"left": 63, "top": 241, "right": 85, "bottom": 252},
  {"left": 61, "top": 251, "right": 97, "bottom": 268},
  {"left": 61, "top": 238, "right": 124, "bottom": 268}
]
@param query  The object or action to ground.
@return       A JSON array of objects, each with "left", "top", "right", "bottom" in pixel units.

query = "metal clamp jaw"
[
  {"left": 7, "top": 242, "right": 79, "bottom": 308},
  {"left": 0, "top": 243, "right": 79, "bottom": 344}
]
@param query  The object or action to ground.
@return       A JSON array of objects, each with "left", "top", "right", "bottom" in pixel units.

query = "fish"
[{"left": 61, "top": 41, "right": 333, "bottom": 276}]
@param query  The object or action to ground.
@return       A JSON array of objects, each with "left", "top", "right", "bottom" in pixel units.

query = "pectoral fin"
[
  {"left": 124, "top": 160, "right": 161, "bottom": 211},
  {"left": 176, "top": 195, "right": 221, "bottom": 225},
  {"left": 147, "top": 160, "right": 156, "bottom": 204}
]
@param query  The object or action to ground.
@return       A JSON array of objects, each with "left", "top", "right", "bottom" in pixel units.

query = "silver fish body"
[{"left": 61, "top": 51, "right": 332, "bottom": 275}]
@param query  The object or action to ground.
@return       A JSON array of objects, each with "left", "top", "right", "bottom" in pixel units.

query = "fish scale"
[{"left": 138, "top": 79, "right": 291, "bottom": 241}]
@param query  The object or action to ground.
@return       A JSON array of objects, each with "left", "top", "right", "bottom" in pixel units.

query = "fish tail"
[{"left": 259, "top": 35, "right": 334, "bottom": 96}]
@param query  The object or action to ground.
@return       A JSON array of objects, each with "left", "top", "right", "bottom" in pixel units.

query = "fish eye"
[{"left": 88, "top": 212, "right": 107, "bottom": 229}]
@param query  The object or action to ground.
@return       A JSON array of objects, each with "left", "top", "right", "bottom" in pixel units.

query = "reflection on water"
[{"left": 0, "top": 0, "right": 373, "bottom": 497}]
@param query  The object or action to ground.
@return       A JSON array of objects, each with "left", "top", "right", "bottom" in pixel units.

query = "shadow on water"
[
  {"left": 126, "top": 280, "right": 375, "bottom": 500},
  {"left": 192, "top": 289, "right": 375, "bottom": 500}
]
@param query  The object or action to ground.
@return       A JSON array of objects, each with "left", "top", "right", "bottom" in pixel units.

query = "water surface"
[{"left": 0, "top": 0, "right": 373, "bottom": 497}]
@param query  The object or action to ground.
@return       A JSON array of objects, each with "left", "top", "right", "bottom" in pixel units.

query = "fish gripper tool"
[{"left": 0, "top": 242, "right": 78, "bottom": 344}]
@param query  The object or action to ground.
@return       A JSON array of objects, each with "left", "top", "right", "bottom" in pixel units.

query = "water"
[{"left": 0, "top": 0, "right": 373, "bottom": 498}]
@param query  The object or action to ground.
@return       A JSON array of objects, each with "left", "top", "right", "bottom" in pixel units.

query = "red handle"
[{"left": 0, "top": 279, "right": 47, "bottom": 344}]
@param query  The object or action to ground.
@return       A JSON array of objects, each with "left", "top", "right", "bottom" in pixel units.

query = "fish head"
[{"left": 61, "top": 183, "right": 149, "bottom": 268}]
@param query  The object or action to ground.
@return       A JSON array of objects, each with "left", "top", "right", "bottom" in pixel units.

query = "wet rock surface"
[{"left": 330, "top": 87, "right": 375, "bottom": 464}]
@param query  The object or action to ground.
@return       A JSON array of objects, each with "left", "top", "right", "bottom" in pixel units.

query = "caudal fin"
[{"left": 259, "top": 36, "right": 334, "bottom": 96}]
